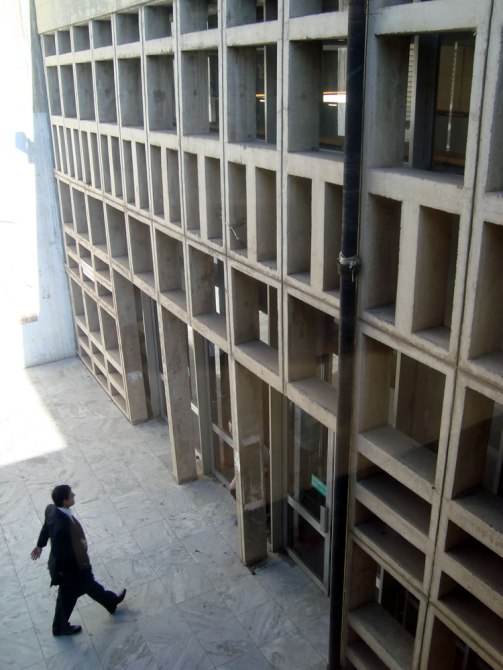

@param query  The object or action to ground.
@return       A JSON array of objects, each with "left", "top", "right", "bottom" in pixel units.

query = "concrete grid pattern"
[
  {"left": 0, "top": 357, "right": 329, "bottom": 670},
  {"left": 29, "top": 0, "right": 503, "bottom": 666}
]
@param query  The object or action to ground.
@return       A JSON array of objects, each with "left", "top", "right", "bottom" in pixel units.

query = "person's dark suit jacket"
[{"left": 36, "top": 505, "right": 91, "bottom": 586}]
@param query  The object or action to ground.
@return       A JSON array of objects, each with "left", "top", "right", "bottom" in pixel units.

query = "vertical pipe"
[{"left": 327, "top": 0, "right": 366, "bottom": 668}]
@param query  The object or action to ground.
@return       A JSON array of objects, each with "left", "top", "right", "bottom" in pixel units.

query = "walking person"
[{"left": 30, "top": 484, "right": 126, "bottom": 636}]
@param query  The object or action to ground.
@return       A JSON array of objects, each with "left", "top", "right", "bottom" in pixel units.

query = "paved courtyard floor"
[{"left": 0, "top": 357, "right": 329, "bottom": 670}]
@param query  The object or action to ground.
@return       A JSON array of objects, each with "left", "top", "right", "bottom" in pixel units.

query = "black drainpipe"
[{"left": 327, "top": 0, "right": 366, "bottom": 668}]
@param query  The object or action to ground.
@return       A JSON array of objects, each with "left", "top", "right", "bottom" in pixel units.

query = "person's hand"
[{"left": 30, "top": 547, "right": 42, "bottom": 561}]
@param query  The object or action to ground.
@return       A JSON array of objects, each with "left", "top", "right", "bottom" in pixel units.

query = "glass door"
[{"left": 285, "top": 401, "right": 334, "bottom": 591}]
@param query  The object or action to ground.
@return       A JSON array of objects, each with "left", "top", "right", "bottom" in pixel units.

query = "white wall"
[{"left": 0, "top": 0, "right": 75, "bottom": 369}]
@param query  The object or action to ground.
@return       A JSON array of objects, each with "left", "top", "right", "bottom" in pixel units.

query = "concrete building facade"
[{"left": 34, "top": 0, "right": 503, "bottom": 668}]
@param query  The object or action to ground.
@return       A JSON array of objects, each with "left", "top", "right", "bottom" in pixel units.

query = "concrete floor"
[{"left": 0, "top": 357, "right": 329, "bottom": 670}]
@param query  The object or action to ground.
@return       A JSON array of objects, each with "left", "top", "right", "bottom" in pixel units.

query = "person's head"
[{"left": 51, "top": 485, "right": 75, "bottom": 508}]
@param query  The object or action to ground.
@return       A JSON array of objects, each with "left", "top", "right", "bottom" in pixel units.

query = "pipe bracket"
[{"left": 338, "top": 252, "right": 360, "bottom": 281}]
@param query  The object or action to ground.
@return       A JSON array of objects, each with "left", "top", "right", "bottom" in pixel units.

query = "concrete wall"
[
  {"left": 35, "top": 0, "right": 142, "bottom": 33},
  {"left": 0, "top": 0, "right": 75, "bottom": 368}
]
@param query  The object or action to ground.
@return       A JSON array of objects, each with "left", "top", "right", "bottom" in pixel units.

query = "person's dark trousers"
[
  {"left": 83, "top": 569, "right": 118, "bottom": 612},
  {"left": 52, "top": 569, "right": 117, "bottom": 632},
  {"left": 53, "top": 577, "right": 81, "bottom": 633}
]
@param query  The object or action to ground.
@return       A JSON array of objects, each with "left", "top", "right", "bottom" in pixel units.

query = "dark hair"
[{"left": 51, "top": 485, "right": 72, "bottom": 507}]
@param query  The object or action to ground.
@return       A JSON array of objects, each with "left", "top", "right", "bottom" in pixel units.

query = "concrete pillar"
[
  {"left": 158, "top": 306, "right": 198, "bottom": 483},
  {"left": 233, "top": 362, "right": 267, "bottom": 565},
  {"left": 269, "top": 387, "right": 284, "bottom": 552},
  {"left": 193, "top": 331, "right": 213, "bottom": 475},
  {"left": 113, "top": 271, "right": 148, "bottom": 423}
]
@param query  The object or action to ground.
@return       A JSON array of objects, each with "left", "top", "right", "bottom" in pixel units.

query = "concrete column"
[
  {"left": 233, "top": 362, "right": 267, "bottom": 565},
  {"left": 158, "top": 306, "right": 198, "bottom": 483},
  {"left": 269, "top": 387, "right": 284, "bottom": 552},
  {"left": 113, "top": 272, "right": 148, "bottom": 423},
  {"left": 193, "top": 331, "right": 213, "bottom": 474}
]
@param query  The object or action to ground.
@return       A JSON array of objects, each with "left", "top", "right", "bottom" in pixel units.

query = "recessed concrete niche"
[
  {"left": 87, "top": 196, "right": 106, "bottom": 250},
  {"left": 60, "top": 65, "right": 76, "bottom": 118},
  {"left": 118, "top": 58, "right": 144, "bottom": 128},
  {"left": 232, "top": 269, "right": 279, "bottom": 374},
  {"left": 146, "top": 55, "right": 176, "bottom": 131},
  {"left": 73, "top": 25, "right": 90, "bottom": 51},
  {"left": 227, "top": 45, "right": 277, "bottom": 144},
  {"left": 255, "top": 167, "right": 277, "bottom": 266},
  {"left": 144, "top": 4, "right": 173, "bottom": 40},
  {"left": 323, "top": 182, "right": 343, "bottom": 293},
  {"left": 89, "top": 133, "right": 101, "bottom": 189},
  {"left": 111, "top": 138, "right": 123, "bottom": 198},
  {"left": 189, "top": 246, "right": 227, "bottom": 340},
  {"left": 204, "top": 157, "right": 222, "bottom": 243},
  {"left": 469, "top": 221, "right": 503, "bottom": 374},
  {"left": 136, "top": 143, "right": 150, "bottom": 212},
  {"left": 106, "top": 205, "right": 129, "bottom": 269},
  {"left": 227, "top": 0, "right": 278, "bottom": 26},
  {"left": 287, "top": 175, "right": 312, "bottom": 280},
  {"left": 155, "top": 230, "right": 186, "bottom": 309},
  {"left": 346, "top": 542, "right": 421, "bottom": 670},
  {"left": 115, "top": 11, "right": 140, "bottom": 45},
  {"left": 123, "top": 140, "right": 135, "bottom": 205},
  {"left": 101, "top": 135, "right": 112, "bottom": 194},
  {"left": 46, "top": 67, "right": 61, "bottom": 115},
  {"left": 167, "top": 149, "right": 182, "bottom": 225},
  {"left": 179, "top": 0, "right": 218, "bottom": 33},
  {"left": 288, "top": 41, "right": 347, "bottom": 152},
  {"left": 228, "top": 162, "right": 247, "bottom": 254},
  {"left": 184, "top": 152, "right": 200, "bottom": 234},
  {"left": 129, "top": 216, "right": 155, "bottom": 287},
  {"left": 72, "top": 189, "right": 88, "bottom": 238},
  {"left": 363, "top": 194, "right": 402, "bottom": 324},
  {"left": 96, "top": 60, "right": 117, "bottom": 123},
  {"left": 76, "top": 63, "right": 95, "bottom": 120},
  {"left": 290, "top": 0, "right": 340, "bottom": 17},
  {"left": 412, "top": 207, "right": 459, "bottom": 349},
  {"left": 150, "top": 146, "right": 164, "bottom": 217},
  {"left": 57, "top": 29, "right": 71, "bottom": 54},
  {"left": 58, "top": 181, "right": 73, "bottom": 229},
  {"left": 181, "top": 51, "right": 219, "bottom": 135},
  {"left": 92, "top": 19, "right": 113, "bottom": 48},
  {"left": 43, "top": 33, "right": 56, "bottom": 56}
]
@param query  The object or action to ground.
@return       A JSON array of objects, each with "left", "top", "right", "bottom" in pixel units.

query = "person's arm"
[{"left": 30, "top": 517, "right": 50, "bottom": 560}]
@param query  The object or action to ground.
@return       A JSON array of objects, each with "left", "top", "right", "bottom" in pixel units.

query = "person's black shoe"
[
  {"left": 109, "top": 588, "right": 126, "bottom": 614},
  {"left": 53, "top": 624, "right": 82, "bottom": 636}
]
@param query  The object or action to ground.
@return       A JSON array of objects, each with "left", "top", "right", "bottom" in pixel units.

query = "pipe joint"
[{"left": 338, "top": 252, "right": 361, "bottom": 281}]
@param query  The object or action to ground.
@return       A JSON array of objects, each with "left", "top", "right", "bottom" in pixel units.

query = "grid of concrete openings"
[{"left": 35, "top": 0, "right": 503, "bottom": 668}]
